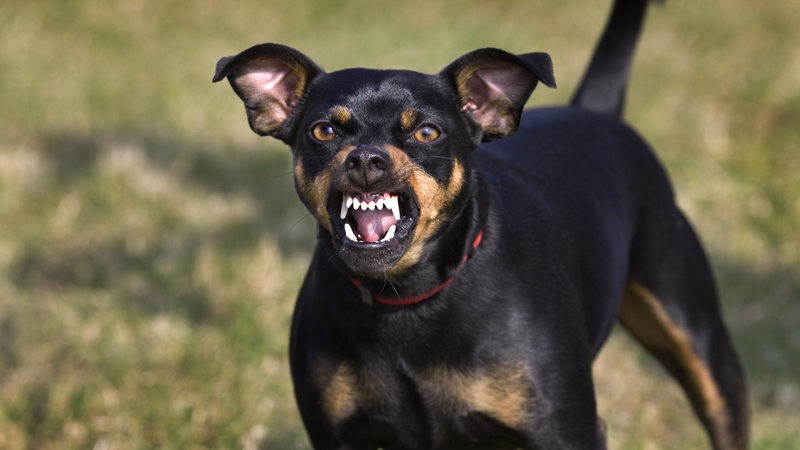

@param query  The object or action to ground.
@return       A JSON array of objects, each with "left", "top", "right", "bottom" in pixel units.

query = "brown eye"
[
  {"left": 311, "top": 123, "right": 337, "bottom": 142},
  {"left": 414, "top": 125, "right": 440, "bottom": 143}
]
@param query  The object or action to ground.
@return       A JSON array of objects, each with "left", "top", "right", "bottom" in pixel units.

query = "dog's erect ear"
[
  {"left": 441, "top": 48, "right": 556, "bottom": 141},
  {"left": 213, "top": 43, "right": 323, "bottom": 141}
]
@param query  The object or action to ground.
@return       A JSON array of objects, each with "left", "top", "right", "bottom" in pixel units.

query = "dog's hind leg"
[{"left": 621, "top": 209, "right": 749, "bottom": 450}]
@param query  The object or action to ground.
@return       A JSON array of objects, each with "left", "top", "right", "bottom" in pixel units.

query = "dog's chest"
[{"left": 313, "top": 356, "right": 533, "bottom": 447}]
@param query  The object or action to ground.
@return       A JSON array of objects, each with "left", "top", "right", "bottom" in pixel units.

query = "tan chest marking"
[
  {"left": 421, "top": 363, "right": 533, "bottom": 429},
  {"left": 315, "top": 358, "right": 532, "bottom": 430},
  {"left": 316, "top": 360, "right": 361, "bottom": 423}
]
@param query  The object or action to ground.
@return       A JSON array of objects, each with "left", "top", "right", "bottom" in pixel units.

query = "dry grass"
[{"left": 1, "top": 0, "right": 798, "bottom": 448}]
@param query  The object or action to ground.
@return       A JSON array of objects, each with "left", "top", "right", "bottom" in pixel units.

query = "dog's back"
[{"left": 561, "top": 1, "right": 751, "bottom": 448}]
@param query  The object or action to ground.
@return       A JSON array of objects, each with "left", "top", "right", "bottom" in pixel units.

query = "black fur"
[{"left": 214, "top": 1, "right": 748, "bottom": 448}]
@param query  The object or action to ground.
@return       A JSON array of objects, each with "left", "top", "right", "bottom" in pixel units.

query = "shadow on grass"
[
  {"left": 39, "top": 130, "right": 311, "bottom": 253},
  {"left": 4, "top": 129, "right": 316, "bottom": 447},
  {"left": 10, "top": 130, "right": 314, "bottom": 323},
  {"left": 714, "top": 259, "right": 800, "bottom": 410}
]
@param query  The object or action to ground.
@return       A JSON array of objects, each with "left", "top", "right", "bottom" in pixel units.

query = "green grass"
[{"left": 1, "top": 0, "right": 798, "bottom": 448}]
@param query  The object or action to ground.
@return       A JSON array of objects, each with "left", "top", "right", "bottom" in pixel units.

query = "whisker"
[
  {"left": 289, "top": 212, "right": 315, "bottom": 232},
  {"left": 410, "top": 155, "right": 457, "bottom": 162}
]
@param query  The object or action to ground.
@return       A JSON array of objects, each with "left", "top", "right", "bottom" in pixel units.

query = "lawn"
[{"left": 1, "top": 0, "right": 798, "bottom": 448}]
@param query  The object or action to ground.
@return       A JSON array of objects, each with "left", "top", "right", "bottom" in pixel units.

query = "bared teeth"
[
  {"left": 380, "top": 224, "right": 396, "bottom": 242},
  {"left": 386, "top": 196, "right": 401, "bottom": 220},
  {"left": 340, "top": 197, "right": 350, "bottom": 220},
  {"left": 339, "top": 193, "right": 403, "bottom": 242},
  {"left": 340, "top": 194, "right": 401, "bottom": 220},
  {"left": 344, "top": 223, "right": 358, "bottom": 241}
]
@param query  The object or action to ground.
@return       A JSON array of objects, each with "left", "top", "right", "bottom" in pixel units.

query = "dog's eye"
[
  {"left": 414, "top": 125, "right": 440, "bottom": 143},
  {"left": 311, "top": 123, "right": 337, "bottom": 142}
]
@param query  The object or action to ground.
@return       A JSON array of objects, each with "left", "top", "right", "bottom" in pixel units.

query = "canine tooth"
[
  {"left": 344, "top": 223, "right": 358, "bottom": 241},
  {"left": 381, "top": 224, "right": 397, "bottom": 242},
  {"left": 340, "top": 197, "right": 349, "bottom": 219},
  {"left": 389, "top": 196, "right": 401, "bottom": 220}
]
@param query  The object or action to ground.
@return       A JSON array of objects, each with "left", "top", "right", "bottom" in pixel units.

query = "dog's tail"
[{"left": 570, "top": 0, "right": 653, "bottom": 118}]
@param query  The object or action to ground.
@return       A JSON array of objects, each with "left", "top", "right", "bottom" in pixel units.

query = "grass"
[{"left": 1, "top": 0, "right": 798, "bottom": 448}]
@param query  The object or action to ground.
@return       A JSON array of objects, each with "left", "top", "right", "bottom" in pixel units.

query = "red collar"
[{"left": 351, "top": 230, "right": 483, "bottom": 306}]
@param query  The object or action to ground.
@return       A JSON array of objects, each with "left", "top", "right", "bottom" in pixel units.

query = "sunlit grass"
[{"left": 1, "top": 0, "right": 798, "bottom": 448}]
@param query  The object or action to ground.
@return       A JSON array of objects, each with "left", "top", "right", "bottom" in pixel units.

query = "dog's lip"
[{"left": 331, "top": 191, "right": 417, "bottom": 247}]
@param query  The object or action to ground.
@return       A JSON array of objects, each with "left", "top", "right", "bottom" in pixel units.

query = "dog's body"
[{"left": 214, "top": 0, "right": 749, "bottom": 448}]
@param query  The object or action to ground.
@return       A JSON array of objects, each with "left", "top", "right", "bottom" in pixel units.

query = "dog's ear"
[
  {"left": 213, "top": 43, "right": 323, "bottom": 142},
  {"left": 441, "top": 48, "right": 556, "bottom": 141}
]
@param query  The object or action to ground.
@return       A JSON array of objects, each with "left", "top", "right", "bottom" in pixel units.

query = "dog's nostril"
[
  {"left": 345, "top": 155, "right": 359, "bottom": 170},
  {"left": 346, "top": 149, "right": 387, "bottom": 169},
  {"left": 345, "top": 148, "right": 390, "bottom": 187},
  {"left": 368, "top": 155, "right": 387, "bottom": 171}
]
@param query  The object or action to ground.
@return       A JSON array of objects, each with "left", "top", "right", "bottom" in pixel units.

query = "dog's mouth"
[
  {"left": 336, "top": 192, "right": 415, "bottom": 244},
  {"left": 340, "top": 193, "right": 400, "bottom": 243},
  {"left": 324, "top": 187, "right": 419, "bottom": 276}
]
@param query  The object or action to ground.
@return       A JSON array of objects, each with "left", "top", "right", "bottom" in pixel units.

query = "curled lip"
[{"left": 330, "top": 191, "right": 418, "bottom": 247}]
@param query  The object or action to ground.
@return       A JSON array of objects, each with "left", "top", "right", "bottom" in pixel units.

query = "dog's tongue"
[{"left": 351, "top": 208, "right": 397, "bottom": 243}]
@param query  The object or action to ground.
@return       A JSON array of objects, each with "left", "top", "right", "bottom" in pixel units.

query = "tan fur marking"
[
  {"left": 314, "top": 359, "right": 360, "bottom": 424},
  {"left": 383, "top": 145, "right": 466, "bottom": 275},
  {"left": 400, "top": 109, "right": 417, "bottom": 131},
  {"left": 331, "top": 106, "right": 353, "bottom": 125},
  {"left": 294, "top": 148, "right": 353, "bottom": 232},
  {"left": 315, "top": 358, "right": 532, "bottom": 430},
  {"left": 421, "top": 364, "right": 532, "bottom": 429},
  {"left": 283, "top": 59, "right": 309, "bottom": 100},
  {"left": 455, "top": 66, "right": 481, "bottom": 106},
  {"left": 620, "top": 282, "right": 738, "bottom": 450}
]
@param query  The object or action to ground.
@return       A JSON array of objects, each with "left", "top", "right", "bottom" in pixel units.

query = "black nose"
[{"left": 345, "top": 147, "right": 390, "bottom": 188}]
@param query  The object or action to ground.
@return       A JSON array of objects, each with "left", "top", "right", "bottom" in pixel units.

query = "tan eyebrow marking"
[
  {"left": 331, "top": 106, "right": 353, "bottom": 125},
  {"left": 400, "top": 109, "right": 417, "bottom": 131}
]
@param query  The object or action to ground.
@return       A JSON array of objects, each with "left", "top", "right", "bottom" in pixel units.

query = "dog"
[{"left": 213, "top": 0, "right": 749, "bottom": 448}]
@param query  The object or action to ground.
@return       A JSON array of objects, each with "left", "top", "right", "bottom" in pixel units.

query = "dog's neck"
[{"left": 350, "top": 228, "right": 483, "bottom": 306}]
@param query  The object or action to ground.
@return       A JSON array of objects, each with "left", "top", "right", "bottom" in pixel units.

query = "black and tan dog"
[{"left": 213, "top": 0, "right": 748, "bottom": 448}]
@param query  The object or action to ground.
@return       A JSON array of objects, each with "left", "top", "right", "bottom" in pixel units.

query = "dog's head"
[{"left": 214, "top": 44, "right": 554, "bottom": 278}]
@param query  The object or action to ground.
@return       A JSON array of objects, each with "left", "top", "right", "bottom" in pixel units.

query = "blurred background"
[{"left": 1, "top": 0, "right": 797, "bottom": 448}]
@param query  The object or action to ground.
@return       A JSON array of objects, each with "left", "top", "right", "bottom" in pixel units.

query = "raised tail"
[{"left": 570, "top": 0, "right": 653, "bottom": 118}]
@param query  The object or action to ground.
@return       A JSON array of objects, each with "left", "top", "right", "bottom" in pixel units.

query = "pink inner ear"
[
  {"left": 233, "top": 58, "right": 302, "bottom": 119},
  {"left": 462, "top": 74, "right": 492, "bottom": 111},
  {"left": 460, "top": 68, "right": 511, "bottom": 131},
  {"left": 467, "top": 65, "right": 530, "bottom": 108},
  {"left": 458, "top": 63, "right": 534, "bottom": 136}
]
